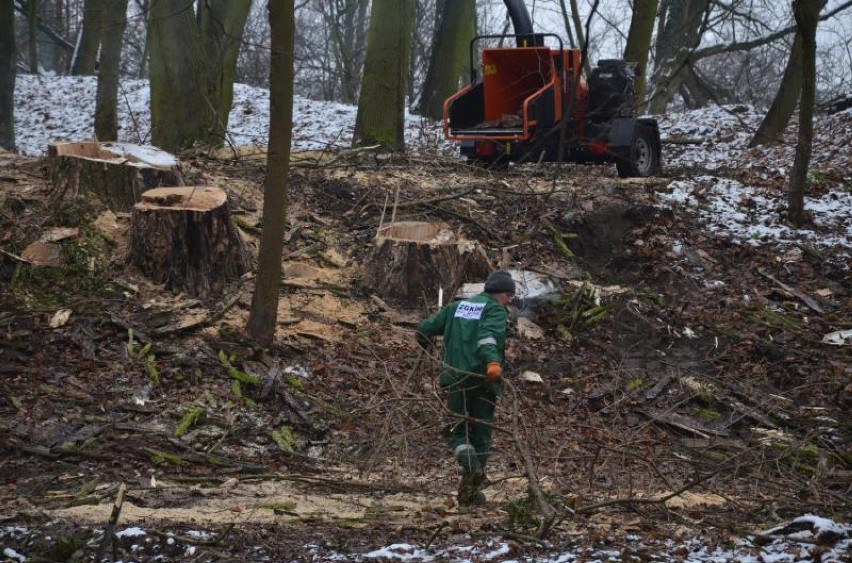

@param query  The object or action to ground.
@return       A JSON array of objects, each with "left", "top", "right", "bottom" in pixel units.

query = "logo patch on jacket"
[{"left": 454, "top": 301, "right": 485, "bottom": 320}]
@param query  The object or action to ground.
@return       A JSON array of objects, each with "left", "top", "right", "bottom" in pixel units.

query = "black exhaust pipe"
[
  {"left": 503, "top": 0, "right": 543, "bottom": 46},
  {"left": 503, "top": 0, "right": 534, "bottom": 35}
]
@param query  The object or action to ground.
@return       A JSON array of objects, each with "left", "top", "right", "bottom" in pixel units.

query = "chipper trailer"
[{"left": 443, "top": 0, "right": 662, "bottom": 178}]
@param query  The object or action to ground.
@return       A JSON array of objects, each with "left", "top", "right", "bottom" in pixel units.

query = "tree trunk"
[
  {"left": 136, "top": 0, "right": 149, "bottom": 79},
  {"left": 556, "top": 0, "right": 576, "bottom": 48},
  {"left": 418, "top": 0, "right": 475, "bottom": 120},
  {"left": 320, "top": 0, "right": 370, "bottom": 105},
  {"left": 71, "top": 0, "right": 102, "bottom": 75},
  {"left": 48, "top": 141, "right": 183, "bottom": 212},
  {"left": 787, "top": 0, "right": 823, "bottom": 226},
  {"left": 247, "top": 0, "right": 295, "bottom": 345},
  {"left": 749, "top": 34, "right": 803, "bottom": 147},
  {"left": 364, "top": 221, "right": 490, "bottom": 305},
  {"left": 352, "top": 0, "right": 414, "bottom": 150},
  {"left": 199, "top": 0, "right": 252, "bottom": 145},
  {"left": 568, "top": 0, "right": 591, "bottom": 75},
  {"left": 27, "top": 0, "right": 39, "bottom": 73},
  {"left": 127, "top": 187, "right": 250, "bottom": 298},
  {"left": 623, "top": 0, "right": 659, "bottom": 106},
  {"left": 94, "top": 0, "right": 128, "bottom": 141},
  {"left": 0, "top": 0, "right": 15, "bottom": 151},
  {"left": 148, "top": 0, "right": 209, "bottom": 152},
  {"left": 648, "top": 0, "right": 710, "bottom": 114},
  {"left": 148, "top": 0, "right": 251, "bottom": 151}
]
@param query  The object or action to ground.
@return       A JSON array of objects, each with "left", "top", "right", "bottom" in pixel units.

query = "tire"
[{"left": 616, "top": 125, "right": 659, "bottom": 178}]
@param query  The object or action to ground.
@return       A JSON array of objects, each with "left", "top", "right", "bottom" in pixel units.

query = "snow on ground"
[
  {"left": 13, "top": 75, "right": 438, "bottom": 155},
  {"left": 11, "top": 75, "right": 852, "bottom": 253},
  {"left": 4, "top": 517, "right": 850, "bottom": 563}
]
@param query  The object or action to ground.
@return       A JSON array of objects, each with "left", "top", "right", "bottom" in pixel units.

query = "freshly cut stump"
[
  {"left": 126, "top": 187, "right": 250, "bottom": 298},
  {"left": 365, "top": 221, "right": 490, "bottom": 304},
  {"left": 48, "top": 141, "right": 183, "bottom": 212}
]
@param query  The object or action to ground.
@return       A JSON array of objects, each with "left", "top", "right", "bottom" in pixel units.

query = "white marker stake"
[{"left": 438, "top": 287, "right": 443, "bottom": 308}]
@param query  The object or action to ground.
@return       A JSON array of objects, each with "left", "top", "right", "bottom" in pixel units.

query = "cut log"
[
  {"left": 126, "top": 187, "right": 251, "bottom": 298},
  {"left": 364, "top": 221, "right": 490, "bottom": 305},
  {"left": 48, "top": 141, "right": 183, "bottom": 212}
]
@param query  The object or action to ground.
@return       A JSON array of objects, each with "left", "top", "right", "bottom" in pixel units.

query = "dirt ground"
[{"left": 0, "top": 149, "right": 850, "bottom": 561}]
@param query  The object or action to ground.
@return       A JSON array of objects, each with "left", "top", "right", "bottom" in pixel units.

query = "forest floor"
[{"left": 0, "top": 139, "right": 850, "bottom": 562}]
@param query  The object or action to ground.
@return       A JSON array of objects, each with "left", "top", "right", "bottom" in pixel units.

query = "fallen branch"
[
  {"left": 93, "top": 482, "right": 126, "bottom": 563},
  {"left": 661, "top": 136, "right": 705, "bottom": 145},
  {"left": 509, "top": 389, "right": 557, "bottom": 539},
  {"left": 758, "top": 269, "right": 824, "bottom": 314},
  {"left": 574, "top": 466, "right": 726, "bottom": 514}
]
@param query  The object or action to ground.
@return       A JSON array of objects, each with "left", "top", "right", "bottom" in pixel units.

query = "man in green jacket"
[{"left": 416, "top": 271, "right": 515, "bottom": 506}]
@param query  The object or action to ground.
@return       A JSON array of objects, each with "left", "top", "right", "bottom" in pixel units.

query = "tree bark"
[
  {"left": 127, "top": 187, "right": 250, "bottom": 298},
  {"left": 418, "top": 0, "right": 475, "bottom": 120},
  {"left": 71, "top": 0, "right": 102, "bottom": 75},
  {"left": 623, "top": 0, "right": 659, "bottom": 106},
  {"left": 48, "top": 141, "right": 183, "bottom": 212},
  {"left": 199, "top": 0, "right": 252, "bottom": 144},
  {"left": 27, "top": 0, "right": 39, "bottom": 73},
  {"left": 148, "top": 0, "right": 251, "bottom": 151},
  {"left": 353, "top": 0, "right": 414, "bottom": 150},
  {"left": 787, "top": 0, "right": 823, "bottom": 226},
  {"left": 364, "top": 222, "right": 490, "bottom": 305},
  {"left": 247, "top": 0, "right": 295, "bottom": 345},
  {"left": 0, "top": 0, "right": 15, "bottom": 151},
  {"left": 320, "top": 0, "right": 370, "bottom": 105},
  {"left": 647, "top": 0, "right": 710, "bottom": 114},
  {"left": 94, "top": 0, "right": 128, "bottom": 141},
  {"left": 556, "top": 0, "right": 576, "bottom": 48},
  {"left": 148, "top": 0, "right": 208, "bottom": 152},
  {"left": 749, "top": 35, "right": 803, "bottom": 147}
]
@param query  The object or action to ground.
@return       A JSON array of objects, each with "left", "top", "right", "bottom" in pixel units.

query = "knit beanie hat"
[{"left": 484, "top": 271, "right": 516, "bottom": 294}]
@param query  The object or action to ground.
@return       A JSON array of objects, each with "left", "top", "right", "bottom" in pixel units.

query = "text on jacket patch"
[{"left": 454, "top": 301, "right": 485, "bottom": 320}]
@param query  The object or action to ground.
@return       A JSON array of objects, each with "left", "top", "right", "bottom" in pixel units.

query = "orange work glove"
[{"left": 486, "top": 362, "right": 502, "bottom": 382}]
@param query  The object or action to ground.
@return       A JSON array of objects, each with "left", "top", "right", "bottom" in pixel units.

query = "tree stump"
[
  {"left": 48, "top": 141, "right": 183, "bottom": 212},
  {"left": 364, "top": 221, "right": 490, "bottom": 304},
  {"left": 126, "top": 187, "right": 250, "bottom": 298}
]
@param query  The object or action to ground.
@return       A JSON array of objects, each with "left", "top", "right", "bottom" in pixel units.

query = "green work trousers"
[{"left": 444, "top": 378, "right": 497, "bottom": 472}]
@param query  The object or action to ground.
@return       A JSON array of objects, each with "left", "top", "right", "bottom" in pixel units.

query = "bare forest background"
[
  {"left": 0, "top": 0, "right": 851, "bottom": 235},
  {"left": 3, "top": 0, "right": 852, "bottom": 118}
]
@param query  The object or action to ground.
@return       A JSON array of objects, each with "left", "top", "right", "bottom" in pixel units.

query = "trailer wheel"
[{"left": 616, "top": 125, "right": 659, "bottom": 178}]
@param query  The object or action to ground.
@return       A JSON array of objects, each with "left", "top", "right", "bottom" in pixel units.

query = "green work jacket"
[{"left": 416, "top": 292, "right": 508, "bottom": 395}]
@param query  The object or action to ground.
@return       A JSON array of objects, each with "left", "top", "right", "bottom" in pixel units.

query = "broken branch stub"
[
  {"left": 364, "top": 221, "right": 490, "bottom": 305},
  {"left": 48, "top": 141, "right": 183, "bottom": 212},
  {"left": 126, "top": 187, "right": 250, "bottom": 298}
]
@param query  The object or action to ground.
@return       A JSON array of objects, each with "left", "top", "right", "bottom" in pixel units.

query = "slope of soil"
[{"left": 0, "top": 148, "right": 849, "bottom": 562}]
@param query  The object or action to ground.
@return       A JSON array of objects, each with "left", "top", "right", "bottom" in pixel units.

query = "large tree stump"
[
  {"left": 126, "top": 187, "right": 250, "bottom": 298},
  {"left": 48, "top": 141, "right": 183, "bottom": 212},
  {"left": 364, "top": 221, "right": 490, "bottom": 304}
]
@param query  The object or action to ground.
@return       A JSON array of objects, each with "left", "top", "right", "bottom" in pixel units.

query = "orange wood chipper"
[{"left": 443, "top": 0, "right": 661, "bottom": 177}]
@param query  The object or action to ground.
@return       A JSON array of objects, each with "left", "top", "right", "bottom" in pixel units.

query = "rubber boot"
[
  {"left": 457, "top": 470, "right": 486, "bottom": 506},
  {"left": 454, "top": 444, "right": 481, "bottom": 474}
]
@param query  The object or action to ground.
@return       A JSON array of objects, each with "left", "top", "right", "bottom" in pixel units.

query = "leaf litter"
[{"left": 0, "top": 77, "right": 849, "bottom": 561}]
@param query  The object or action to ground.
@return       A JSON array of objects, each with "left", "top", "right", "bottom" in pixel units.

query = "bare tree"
[
  {"left": 26, "top": 0, "right": 38, "bottom": 72},
  {"left": 647, "top": 0, "right": 711, "bottom": 114},
  {"left": 317, "top": 0, "right": 369, "bottom": 104},
  {"left": 147, "top": 0, "right": 252, "bottom": 151},
  {"left": 418, "top": 0, "right": 475, "bottom": 120},
  {"left": 623, "top": 0, "right": 659, "bottom": 106},
  {"left": 71, "top": 0, "right": 102, "bottom": 75},
  {"left": 235, "top": 1, "right": 271, "bottom": 87},
  {"left": 94, "top": 0, "right": 128, "bottom": 140},
  {"left": 787, "top": 0, "right": 823, "bottom": 226},
  {"left": 0, "top": 0, "right": 15, "bottom": 151},
  {"left": 353, "top": 0, "right": 414, "bottom": 150},
  {"left": 247, "top": 0, "right": 295, "bottom": 345}
]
